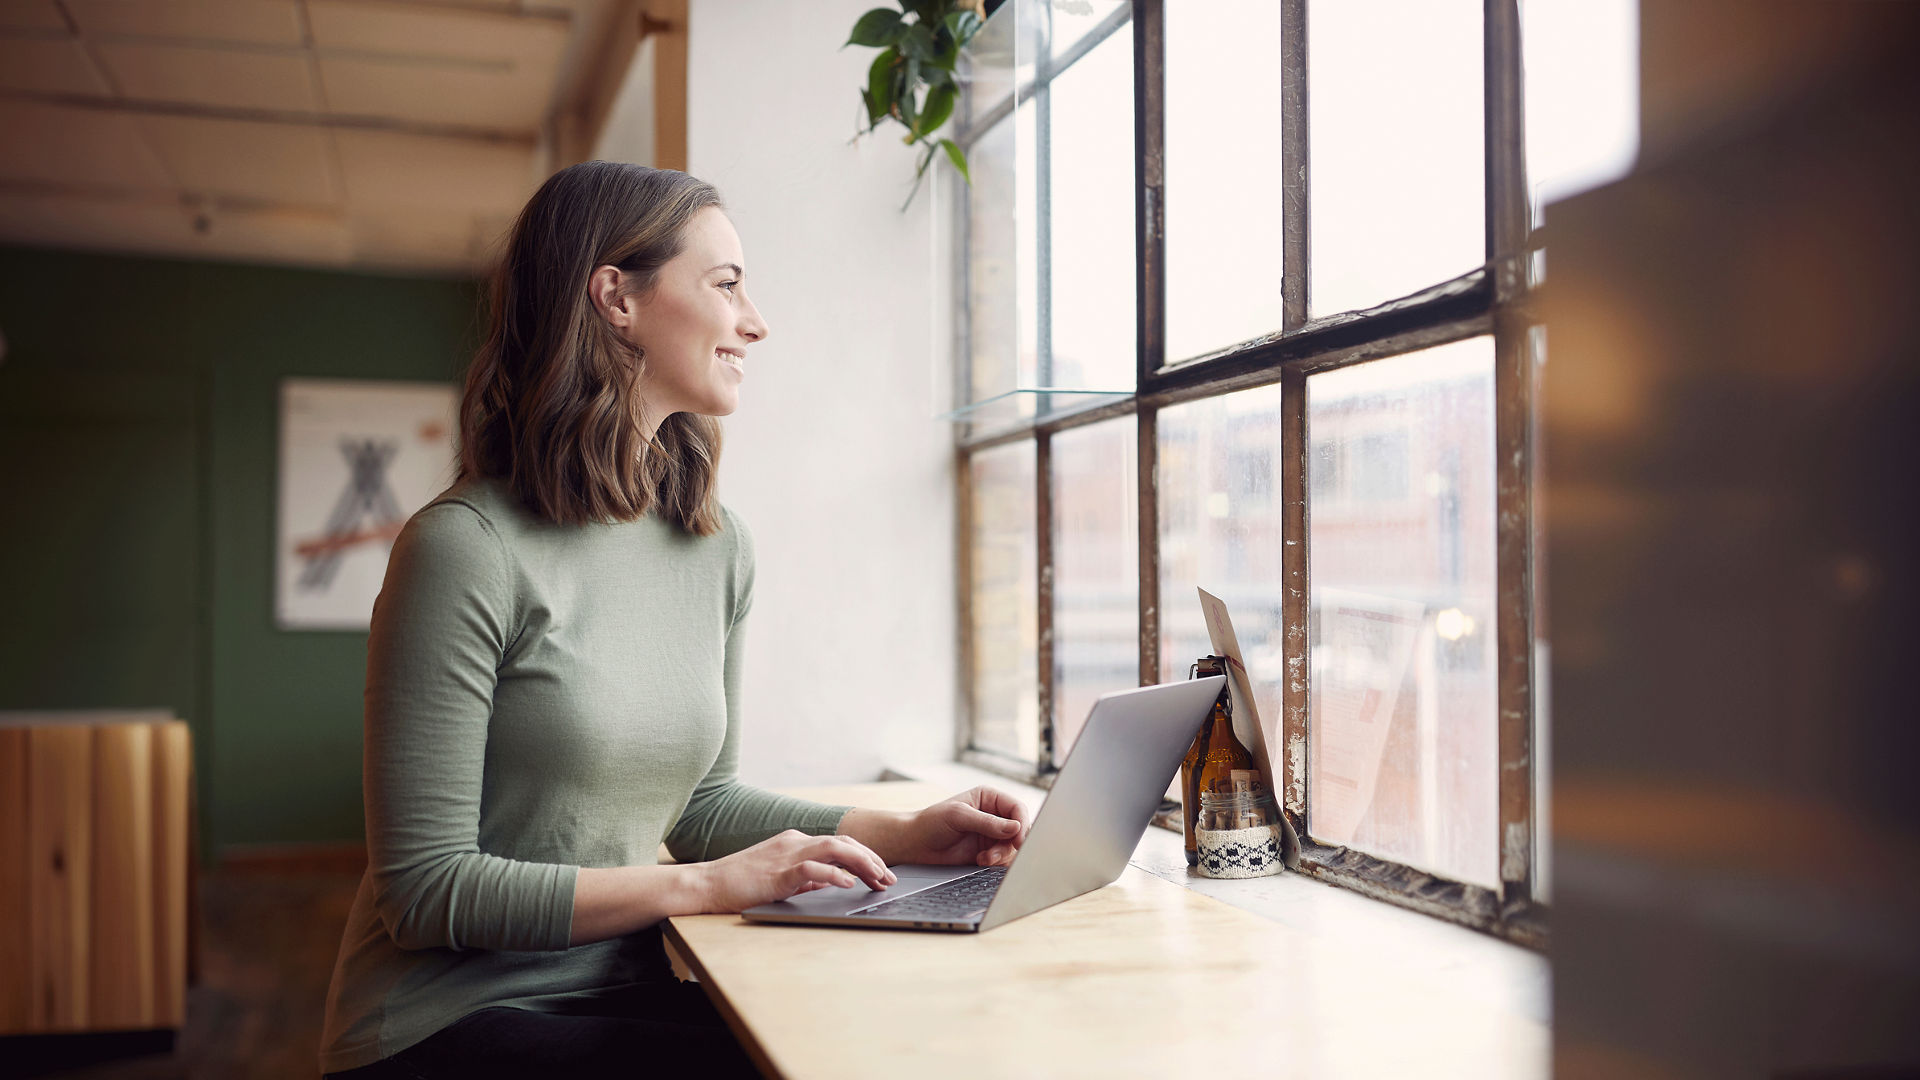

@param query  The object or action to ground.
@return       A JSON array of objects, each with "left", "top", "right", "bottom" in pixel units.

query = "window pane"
[
  {"left": 1307, "top": 337, "right": 1497, "bottom": 888},
  {"left": 1047, "top": 0, "right": 1126, "bottom": 61},
  {"left": 1309, "top": 0, "right": 1483, "bottom": 317},
  {"left": 959, "top": 0, "right": 1027, "bottom": 126},
  {"left": 1048, "top": 21, "right": 1136, "bottom": 394},
  {"left": 1522, "top": 0, "right": 1637, "bottom": 210},
  {"left": 970, "top": 442, "right": 1039, "bottom": 762},
  {"left": 1157, "top": 383, "right": 1287, "bottom": 751},
  {"left": 964, "top": 103, "right": 1039, "bottom": 413},
  {"left": 1052, "top": 416, "right": 1138, "bottom": 765},
  {"left": 1165, "top": 0, "right": 1286, "bottom": 363}
]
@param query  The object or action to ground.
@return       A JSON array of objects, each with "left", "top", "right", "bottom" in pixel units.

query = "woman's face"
[{"left": 592, "top": 205, "right": 769, "bottom": 433}]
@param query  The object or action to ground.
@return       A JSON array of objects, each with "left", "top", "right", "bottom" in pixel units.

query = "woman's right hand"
[{"left": 691, "top": 830, "right": 898, "bottom": 913}]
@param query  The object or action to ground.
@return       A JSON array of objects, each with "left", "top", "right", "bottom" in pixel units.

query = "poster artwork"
[
  {"left": 1309, "top": 586, "right": 1426, "bottom": 846},
  {"left": 276, "top": 378, "right": 458, "bottom": 631}
]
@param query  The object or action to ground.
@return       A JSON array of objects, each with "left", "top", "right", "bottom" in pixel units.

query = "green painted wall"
[{"left": 0, "top": 244, "right": 480, "bottom": 854}]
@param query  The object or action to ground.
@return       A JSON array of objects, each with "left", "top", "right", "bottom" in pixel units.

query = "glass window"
[
  {"left": 965, "top": 103, "right": 1039, "bottom": 412},
  {"left": 1164, "top": 0, "right": 1287, "bottom": 363},
  {"left": 969, "top": 442, "right": 1039, "bottom": 762},
  {"left": 1047, "top": 0, "right": 1127, "bottom": 62},
  {"left": 1521, "top": 0, "right": 1638, "bottom": 210},
  {"left": 1048, "top": 21, "right": 1136, "bottom": 394},
  {"left": 1157, "top": 383, "right": 1287, "bottom": 733},
  {"left": 1051, "top": 417, "right": 1138, "bottom": 764},
  {"left": 1309, "top": 0, "right": 1484, "bottom": 317},
  {"left": 1307, "top": 337, "right": 1497, "bottom": 888}
]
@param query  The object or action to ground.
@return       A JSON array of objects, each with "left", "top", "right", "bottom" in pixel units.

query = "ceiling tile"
[
  {"left": 0, "top": 0, "right": 69, "bottom": 32},
  {"left": 0, "top": 191, "right": 197, "bottom": 256},
  {"left": 0, "top": 0, "right": 70, "bottom": 33},
  {"left": 141, "top": 115, "right": 339, "bottom": 205},
  {"left": 64, "top": 0, "right": 304, "bottom": 46},
  {"left": 95, "top": 40, "right": 318, "bottom": 111},
  {"left": 472, "top": 211, "right": 516, "bottom": 262},
  {"left": 347, "top": 206, "right": 481, "bottom": 272},
  {"left": 0, "top": 35, "right": 114, "bottom": 96},
  {"left": 333, "top": 129, "right": 535, "bottom": 212},
  {"left": 0, "top": 101, "right": 174, "bottom": 189},
  {"left": 187, "top": 203, "right": 355, "bottom": 266},
  {"left": 306, "top": 1, "right": 568, "bottom": 64},
  {"left": 317, "top": 54, "right": 551, "bottom": 132}
]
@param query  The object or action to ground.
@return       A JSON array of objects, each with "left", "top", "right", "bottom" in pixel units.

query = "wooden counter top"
[{"left": 664, "top": 781, "right": 1547, "bottom": 1080}]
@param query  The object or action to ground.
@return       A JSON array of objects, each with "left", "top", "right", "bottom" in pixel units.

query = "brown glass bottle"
[{"left": 1180, "top": 656, "right": 1258, "bottom": 866}]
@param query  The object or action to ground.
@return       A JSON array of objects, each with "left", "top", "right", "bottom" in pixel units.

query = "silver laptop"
[{"left": 740, "top": 675, "right": 1226, "bottom": 933}]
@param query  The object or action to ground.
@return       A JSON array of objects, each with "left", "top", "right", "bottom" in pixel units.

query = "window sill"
[{"left": 884, "top": 758, "right": 1550, "bottom": 1029}]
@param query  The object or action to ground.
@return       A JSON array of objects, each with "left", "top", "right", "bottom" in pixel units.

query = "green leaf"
[
  {"left": 897, "top": 21, "right": 936, "bottom": 62},
  {"left": 846, "top": 7, "right": 903, "bottom": 47},
  {"left": 897, "top": 57, "right": 920, "bottom": 131},
  {"left": 901, "top": 0, "right": 942, "bottom": 20},
  {"left": 866, "top": 49, "right": 896, "bottom": 128},
  {"left": 922, "top": 66, "right": 953, "bottom": 90},
  {"left": 914, "top": 83, "right": 955, "bottom": 139},
  {"left": 940, "top": 137, "right": 971, "bottom": 185},
  {"left": 944, "top": 10, "right": 982, "bottom": 46},
  {"left": 930, "top": 22, "right": 959, "bottom": 70}
]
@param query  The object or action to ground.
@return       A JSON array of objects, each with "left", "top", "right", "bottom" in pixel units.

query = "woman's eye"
[{"left": 719, "top": 280, "right": 738, "bottom": 292}]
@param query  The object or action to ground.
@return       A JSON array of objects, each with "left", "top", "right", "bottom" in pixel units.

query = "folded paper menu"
[{"left": 1197, "top": 587, "right": 1302, "bottom": 869}]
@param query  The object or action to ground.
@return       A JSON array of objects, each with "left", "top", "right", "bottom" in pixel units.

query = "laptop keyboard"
[{"left": 850, "top": 866, "right": 1008, "bottom": 921}]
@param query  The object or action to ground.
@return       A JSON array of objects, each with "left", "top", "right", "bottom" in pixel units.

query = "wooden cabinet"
[{"left": 0, "top": 712, "right": 194, "bottom": 1035}]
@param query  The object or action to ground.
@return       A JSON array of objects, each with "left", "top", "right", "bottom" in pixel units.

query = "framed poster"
[{"left": 276, "top": 378, "right": 459, "bottom": 631}]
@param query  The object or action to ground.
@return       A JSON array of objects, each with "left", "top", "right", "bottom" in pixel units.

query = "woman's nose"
[{"left": 741, "top": 301, "right": 769, "bottom": 343}]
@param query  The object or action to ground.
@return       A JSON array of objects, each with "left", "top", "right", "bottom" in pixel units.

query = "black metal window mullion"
[
  {"left": 1134, "top": 0, "right": 1166, "bottom": 690},
  {"left": 1277, "top": 0, "right": 1310, "bottom": 830},
  {"left": 1036, "top": 430, "right": 1055, "bottom": 773},
  {"left": 1485, "top": 0, "right": 1541, "bottom": 935}
]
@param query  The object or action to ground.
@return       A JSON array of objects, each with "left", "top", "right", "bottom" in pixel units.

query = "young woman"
[{"left": 319, "top": 161, "right": 1030, "bottom": 1079}]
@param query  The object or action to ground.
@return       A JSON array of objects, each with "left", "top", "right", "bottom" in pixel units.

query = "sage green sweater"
[{"left": 318, "top": 476, "right": 852, "bottom": 1074}]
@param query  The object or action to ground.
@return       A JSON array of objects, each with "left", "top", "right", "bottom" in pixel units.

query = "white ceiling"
[{"left": 0, "top": 0, "right": 633, "bottom": 276}]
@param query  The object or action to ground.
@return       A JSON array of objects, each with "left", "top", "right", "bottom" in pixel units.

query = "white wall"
[{"left": 682, "top": 0, "right": 958, "bottom": 785}]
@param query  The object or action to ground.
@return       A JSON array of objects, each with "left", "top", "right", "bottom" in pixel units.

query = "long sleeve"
[
  {"left": 361, "top": 502, "right": 578, "bottom": 952},
  {"left": 663, "top": 511, "right": 852, "bottom": 863}
]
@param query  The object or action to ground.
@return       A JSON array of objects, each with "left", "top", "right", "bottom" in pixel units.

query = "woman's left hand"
[{"left": 894, "top": 786, "right": 1033, "bottom": 867}]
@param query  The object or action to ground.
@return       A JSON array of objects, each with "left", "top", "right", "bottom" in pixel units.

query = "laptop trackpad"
[{"left": 743, "top": 863, "right": 982, "bottom": 918}]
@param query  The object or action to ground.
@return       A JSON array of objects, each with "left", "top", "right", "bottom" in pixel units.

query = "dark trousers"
[{"left": 322, "top": 979, "right": 761, "bottom": 1080}]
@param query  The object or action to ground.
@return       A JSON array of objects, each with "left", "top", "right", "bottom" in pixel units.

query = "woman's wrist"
[
  {"left": 570, "top": 863, "right": 710, "bottom": 945},
  {"left": 835, "top": 807, "right": 909, "bottom": 865}
]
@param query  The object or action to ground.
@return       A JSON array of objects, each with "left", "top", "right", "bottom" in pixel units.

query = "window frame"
[{"left": 951, "top": 0, "right": 1543, "bottom": 946}]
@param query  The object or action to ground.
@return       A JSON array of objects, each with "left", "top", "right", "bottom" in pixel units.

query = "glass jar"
[{"left": 1194, "top": 789, "right": 1285, "bottom": 879}]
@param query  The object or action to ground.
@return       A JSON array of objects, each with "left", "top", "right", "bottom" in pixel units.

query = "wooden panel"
[
  {"left": 28, "top": 725, "right": 93, "bottom": 1031},
  {"left": 151, "top": 722, "right": 192, "bottom": 1028},
  {"left": 3, "top": 718, "right": 191, "bottom": 1035},
  {"left": 0, "top": 728, "right": 30, "bottom": 1031},
  {"left": 649, "top": 0, "right": 688, "bottom": 172},
  {"left": 91, "top": 723, "right": 156, "bottom": 1029}
]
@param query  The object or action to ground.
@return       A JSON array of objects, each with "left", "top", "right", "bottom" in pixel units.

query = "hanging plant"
[{"left": 843, "top": 0, "right": 989, "bottom": 212}]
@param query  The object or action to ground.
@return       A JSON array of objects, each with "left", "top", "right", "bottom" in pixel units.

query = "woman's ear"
[{"left": 588, "top": 265, "right": 631, "bottom": 327}]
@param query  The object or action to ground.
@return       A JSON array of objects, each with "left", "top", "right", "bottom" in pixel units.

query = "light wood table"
[{"left": 664, "top": 781, "right": 1547, "bottom": 1080}]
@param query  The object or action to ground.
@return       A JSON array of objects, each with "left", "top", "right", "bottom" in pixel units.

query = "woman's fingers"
[
  {"left": 978, "top": 842, "right": 1013, "bottom": 866},
  {"left": 953, "top": 804, "right": 1021, "bottom": 840},
  {"left": 971, "top": 786, "right": 1033, "bottom": 840},
  {"left": 789, "top": 859, "right": 859, "bottom": 893},
  {"left": 809, "top": 835, "right": 895, "bottom": 889}
]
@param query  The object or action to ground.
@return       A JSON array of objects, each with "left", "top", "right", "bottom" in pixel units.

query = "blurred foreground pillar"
[{"left": 1543, "top": 3, "right": 1920, "bottom": 1076}]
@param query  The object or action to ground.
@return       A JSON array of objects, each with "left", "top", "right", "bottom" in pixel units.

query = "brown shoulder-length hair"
[{"left": 458, "top": 160, "right": 727, "bottom": 534}]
